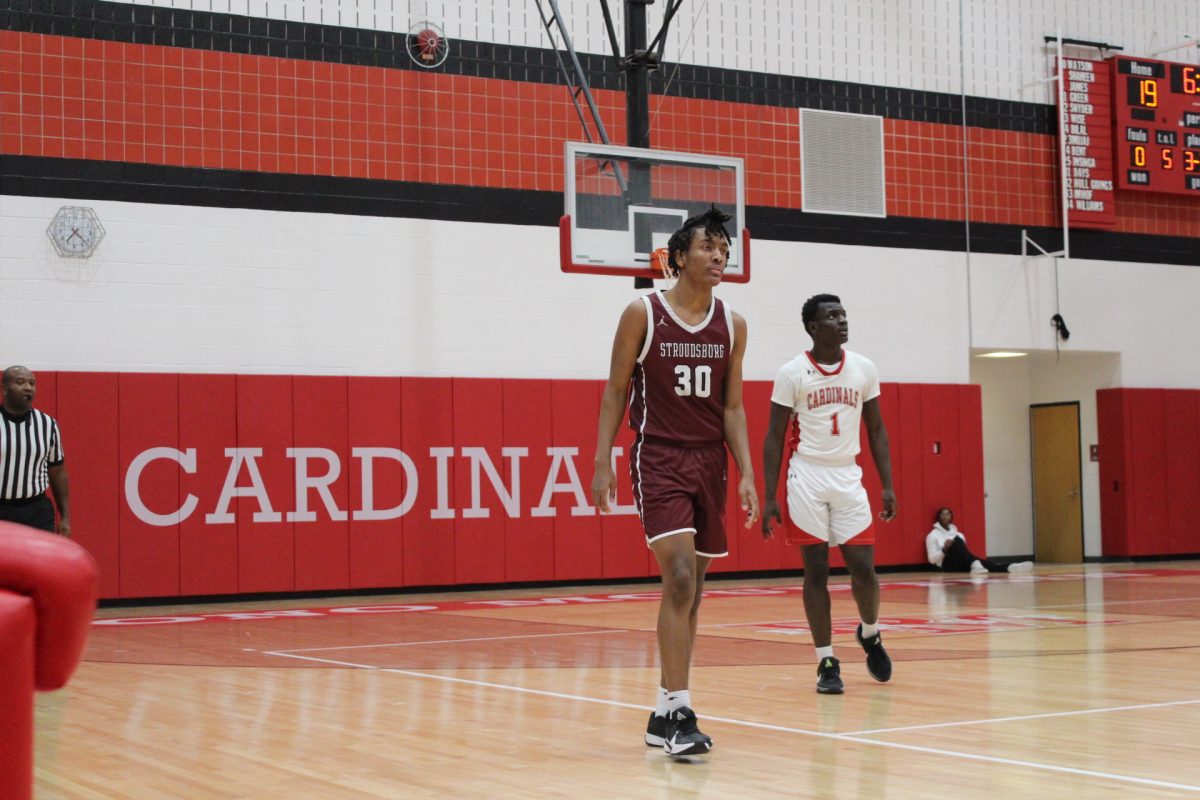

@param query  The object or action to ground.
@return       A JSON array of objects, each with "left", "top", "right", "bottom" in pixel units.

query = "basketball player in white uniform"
[{"left": 761, "top": 294, "right": 897, "bottom": 694}]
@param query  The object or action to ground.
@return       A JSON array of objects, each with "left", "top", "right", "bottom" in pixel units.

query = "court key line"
[{"left": 263, "top": 648, "right": 1200, "bottom": 793}]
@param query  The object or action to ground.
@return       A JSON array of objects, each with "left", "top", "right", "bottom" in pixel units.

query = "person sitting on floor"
[{"left": 926, "top": 507, "right": 1032, "bottom": 575}]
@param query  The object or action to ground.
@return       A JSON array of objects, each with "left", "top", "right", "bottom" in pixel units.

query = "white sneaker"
[
  {"left": 1006, "top": 561, "right": 1033, "bottom": 573},
  {"left": 969, "top": 560, "right": 988, "bottom": 575}
]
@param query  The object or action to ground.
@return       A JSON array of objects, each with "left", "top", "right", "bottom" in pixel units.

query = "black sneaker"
[
  {"left": 662, "top": 706, "right": 712, "bottom": 756},
  {"left": 856, "top": 624, "right": 893, "bottom": 683},
  {"left": 645, "top": 712, "right": 666, "bottom": 747},
  {"left": 816, "top": 656, "right": 844, "bottom": 694}
]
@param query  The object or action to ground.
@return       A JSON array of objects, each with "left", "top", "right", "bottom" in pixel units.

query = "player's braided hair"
[
  {"left": 665, "top": 205, "right": 733, "bottom": 277},
  {"left": 801, "top": 294, "right": 842, "bottom": 328}
]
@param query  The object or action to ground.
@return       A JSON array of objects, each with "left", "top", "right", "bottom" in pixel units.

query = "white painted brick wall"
[
  {"left": 969, "top": 251, "right": 1200, "bottom": 387},
  {"left": 4, "top": 195, "right": 1198, "bottom": 390},
  {"left": 0, "top": 195, "right": 960, "bottom": 380}
]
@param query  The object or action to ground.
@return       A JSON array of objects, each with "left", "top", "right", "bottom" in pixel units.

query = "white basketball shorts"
[{"left": 785, "top": 457, "right": 874, "bottom": 546}]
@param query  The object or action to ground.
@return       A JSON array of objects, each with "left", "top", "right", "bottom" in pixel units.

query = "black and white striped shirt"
[{"left": 0, "top": 408, "right": 65, "bottom": 500}]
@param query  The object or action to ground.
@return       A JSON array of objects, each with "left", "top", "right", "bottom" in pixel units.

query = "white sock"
[
  {"left": 655, "top": 686, "right": 668, "bottom": 717},
  {"left": 815, "top": 645, "right": 834, "bottom": 661},
  {"left": 860, "top": 621, "right": 879, "bottom": 639},
  {"left": 665, "top": 690, "right": 692, "bottom": 713}
]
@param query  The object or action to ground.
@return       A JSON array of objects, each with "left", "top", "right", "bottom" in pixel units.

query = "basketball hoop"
[
  {"left": 559, "top": 143, "right": 750, "bottom": 283},
  {"left": 650, "top": 247, "right": 671, "bottom": 278}
]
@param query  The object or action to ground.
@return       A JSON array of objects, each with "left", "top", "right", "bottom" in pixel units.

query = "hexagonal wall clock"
[{"left": 47, "top": 206, "right": 105, "bottom": 258}]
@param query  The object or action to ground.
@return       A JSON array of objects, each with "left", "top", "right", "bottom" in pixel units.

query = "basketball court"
[{"left": 34, "top": 562, "right": 1200, "bottom": 798}]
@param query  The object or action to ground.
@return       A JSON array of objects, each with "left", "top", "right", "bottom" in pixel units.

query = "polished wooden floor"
[{"left": 35, "top": 562, "right": 1200, "bottom": 798}]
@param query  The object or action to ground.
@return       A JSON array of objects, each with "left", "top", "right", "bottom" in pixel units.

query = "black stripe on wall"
[
  {"left": 4, "top": 155, "right": 1195, "bottom": 266},
  {"left": 0, "top": 0, "right": 1054, "bottom": 134}
]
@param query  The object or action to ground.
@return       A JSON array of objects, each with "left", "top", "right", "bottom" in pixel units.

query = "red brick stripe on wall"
[{"left": 5, "top": 30, "right": 1198, "bottom": 236}]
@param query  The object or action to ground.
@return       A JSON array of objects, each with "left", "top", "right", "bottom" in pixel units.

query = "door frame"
[{"left": 1029, "top": 401, "right": 1085, "bottom": 562}]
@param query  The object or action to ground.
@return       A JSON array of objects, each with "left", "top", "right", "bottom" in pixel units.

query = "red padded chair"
[{"left": 0, "top": 522, "right": 99, "bottom": 800}]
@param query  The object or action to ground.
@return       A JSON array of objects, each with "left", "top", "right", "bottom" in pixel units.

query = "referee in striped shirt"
[{"left": 0, "top": 365, "right": 70, "bottom": 536}]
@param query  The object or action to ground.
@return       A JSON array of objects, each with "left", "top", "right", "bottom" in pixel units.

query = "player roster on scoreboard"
[
  {"left": 1059, "top": 58, "right": 1116, "bottom": 227},
  {"left": 1111, "top": 56, "right": 1200, "bottom": 195}
]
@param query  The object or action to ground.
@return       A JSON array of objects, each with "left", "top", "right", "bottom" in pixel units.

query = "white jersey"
[{"left": 770, "top": 349, "right": 880, "bottom": 466}]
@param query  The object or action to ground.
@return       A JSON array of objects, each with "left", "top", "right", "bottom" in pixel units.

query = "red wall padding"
[
  {"left": 956, "top": 385, "right": 987, "bottom": 556},
  {"left": 292, "top": 376, "right": 350, "bottom": 591},
  {"left": 596, "top": 382, "right": 654, "bottom": 580},
  {"left": 548, "top": 381, "right": 603, "bottom": 582},
  {"left": 118, "top": 373, "right": 180, "bottom": 597},
  {"left": 451, "top": 378, "right": 506, "bottom": 585},
  {"left": 399, "top": 378, "right": 455, "bottom": 587},
  {"left": 1097, "top": 389, "right": 1128, "bottom": 555},
  {"left": 734, "top": 380, "right": 785, "bottom": 572},
  {"left": 347, "top": 377, "right": 405, "bottom": 589},
  {"left": 1163, "top": 391, "right": 1200, "bottom": 555},
  {"left": 234, "top": 375, "right": 295, "bottom": 593},
  {"left": 891, "top": 384, "right": 924, "bottom": 564},
  {"left": 502, "top": 379, "right": 555, "bottom": 584},
  {"left": 38, "top": 373, "right": 997, "bottom": 599},
  {"left": 1099, "top": 388, "right": 1200, "bottom": 557},
  {"left": 55, "top": 373, "right": 120, "bottom": 598},
  {"left": 179, "top": 374, "right": 238, "bottom": 595}
]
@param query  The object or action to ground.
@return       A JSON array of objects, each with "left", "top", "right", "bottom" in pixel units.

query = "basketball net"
[{"left": 651, "top": 247, "right": 677, "bottom": 289}]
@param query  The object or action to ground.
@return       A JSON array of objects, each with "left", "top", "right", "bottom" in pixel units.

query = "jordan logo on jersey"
[{"left": 806, "top": 386, "right": 860, "bottom": 410}]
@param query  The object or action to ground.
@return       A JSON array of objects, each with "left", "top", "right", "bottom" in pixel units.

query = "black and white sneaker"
[
  {"left": 662, "top": 706, "right": 712, "bottom": 757},
  {"left": 856, "top": 624, "right": 893, "bottom": 683},
  {"left": 645, "top": 712, "right": 667, "bottom": 747},
  {"left": 816, "top": 656, "right": 844, "bottom": 694}
]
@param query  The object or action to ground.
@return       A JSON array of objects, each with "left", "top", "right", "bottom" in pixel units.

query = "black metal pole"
[
  {"left": 625, "top": 0, "right": 652, "bottom": 150},
  {"left": 625, "top": 0, "right": 654, "bottom": 288}
]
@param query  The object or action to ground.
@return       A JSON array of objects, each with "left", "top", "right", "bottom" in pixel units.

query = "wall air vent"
[{"left": 800, "top": 109, "right": 886, "bottom": 218}]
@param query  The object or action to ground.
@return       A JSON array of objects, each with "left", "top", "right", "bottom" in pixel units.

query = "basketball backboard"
[{"left": 560, "top": 142, "right": 749, "bottom": 282}]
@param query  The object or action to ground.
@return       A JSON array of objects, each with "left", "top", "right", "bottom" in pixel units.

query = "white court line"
[
  {"left": 843, "top": 698, "right": 1200, "bottom": 735},
  {"left": 264, "top": 649, "right": 1200, "bottom": 793},
  {"left": 275, "top": 628, "right": 630, "bottom": 654}
]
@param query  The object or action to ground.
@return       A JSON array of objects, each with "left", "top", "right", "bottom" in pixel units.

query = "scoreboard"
[{"left": 1111, "top": 56, "right": 1200, "bottom": 195}]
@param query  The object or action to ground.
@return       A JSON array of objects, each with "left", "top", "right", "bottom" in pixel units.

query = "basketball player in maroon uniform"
[
  {"left": 592, "top": 207, "right": 760, "bottom": 757},
  {"left": 761, "top": 294, "right": 897, "bottom": 694}
]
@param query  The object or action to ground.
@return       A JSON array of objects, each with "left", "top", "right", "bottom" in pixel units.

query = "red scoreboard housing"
[{"left": 1111, "top": 56, "right": 1200, "bottom": 195}]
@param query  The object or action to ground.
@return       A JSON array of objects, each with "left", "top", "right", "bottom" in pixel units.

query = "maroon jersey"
[{"left": 628, "top": 291, "right": 734, "bottom": 444}]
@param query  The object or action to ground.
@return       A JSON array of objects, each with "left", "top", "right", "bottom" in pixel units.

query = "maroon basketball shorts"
[{"left": 629, "top": 435, "right": 729, "bottom": 557}]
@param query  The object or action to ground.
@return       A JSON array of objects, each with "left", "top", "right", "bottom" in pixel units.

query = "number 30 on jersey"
[{"left": 674, "top": 365, "right": 712, "bottom": 397}]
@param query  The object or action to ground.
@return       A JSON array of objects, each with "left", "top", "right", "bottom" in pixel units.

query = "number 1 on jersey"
[{"left": 830, "top": 412, "right": 840, "bottom": 436}]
